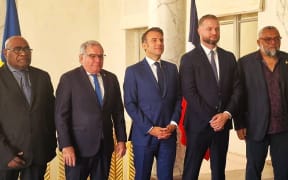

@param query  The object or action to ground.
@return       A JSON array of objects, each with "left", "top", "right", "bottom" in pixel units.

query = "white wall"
[{"left": 258, "top": 0, "right": 288, "bottom": 51}]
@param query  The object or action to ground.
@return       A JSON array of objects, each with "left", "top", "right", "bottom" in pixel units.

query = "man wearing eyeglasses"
[
  {"left": 237, "top": 26, "right": 288, "bottom": 180},
  {"left": 55, "top": 40, "right": 127, "bottom": 180},
  {"left": 0, "top": 36, "right": 56, "bottom": 180}
]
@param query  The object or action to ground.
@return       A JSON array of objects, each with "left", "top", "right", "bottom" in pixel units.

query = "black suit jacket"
[
  {"left": 0, "top": 64, "right": 56, "bottom": 170},
  {"left": 180, "top": 46, "right": 241, "bottom": 133},
  {"left": 237, "top": 50, "right": 288, "bottom": 141},
  {"left": 55, "top": 66, "right": 127, "bottom": 157}
]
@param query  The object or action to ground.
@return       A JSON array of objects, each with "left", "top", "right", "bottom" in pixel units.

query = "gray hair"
[
  {"left": 79, "top": 40, "right": 103, "bottom": 54},
  {"left": 258, "top": 26, "right": 279, "bottom": 39}
]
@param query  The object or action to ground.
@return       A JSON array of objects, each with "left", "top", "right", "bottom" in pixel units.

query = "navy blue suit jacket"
[
  {"left": 124, "top": 59, "right": 181, "bottom": 146},
  {"left": 180, "top": 46, "right": 241, "bottom": 133},
  {"left": 55, "top": 66, "right": 127, "bottom": 157},
  {"left": 237, "top": 50, "right": 288, "bottom": 141}
]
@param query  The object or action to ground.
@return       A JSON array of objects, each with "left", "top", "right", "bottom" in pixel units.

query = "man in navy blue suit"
[
  {"left": 180, "top": 14, "right": 241, "bottom": 180},
  {"left": 55, "top": 40, "right": 127, "bottom": 180},
  {"left": 237, "top": 26, "right": 288, "bottom": 180},
  {"left": 124, "top": 27, "right": 181, "bottom": 180}
]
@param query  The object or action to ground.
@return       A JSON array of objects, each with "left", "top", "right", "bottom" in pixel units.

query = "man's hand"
[
  {"left": 236, "top": 128, "right": 247, "bottom": 140},
  {"left": 62, "top": 146, "right": 76, "bottom": 167},
  {"left": 166, "top": 124, "right": 177, "bottom": 133},
  {"left": 7, "top": 152, "right": 25, "bottom": 168},
  {"left": 149, "top": 126, "right": 171, "bottom": 139},
  {"left": 210, "top": 112, "right": 230, "bottom": 132},
  {"left": 115, "top": 142, "right": 126, "bottom": 158}
]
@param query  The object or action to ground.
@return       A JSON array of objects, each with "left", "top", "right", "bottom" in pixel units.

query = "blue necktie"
[
  {"left": 92, "top": 74, "right": 103, "bottom": 106},
  {"left": 210, "top": 50, "right": 218, "bottom": 81},
  {"left": 155, "top": 62, "right": 164, "bottom": 95}
]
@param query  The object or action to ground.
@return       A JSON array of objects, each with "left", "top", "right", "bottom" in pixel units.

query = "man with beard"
[
  {"left": 237, "top": 26, "right": 288, "bottom": 180},
  {"left": 179, "top": 14, "right": 241, "bottom": 180}
]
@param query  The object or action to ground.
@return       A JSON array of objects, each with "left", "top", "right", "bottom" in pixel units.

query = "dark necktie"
[
  {"left": 210, "top": 50, "right": 218, "bottom": 81},
  {"left": 20, "top": 70, "right": 31, "bottom": 104},
  {"left": 92, "top": 74, "right": 103, "bottom": 106},
  {"left": 155, "top": 62, "right": 164, "bottom": 94}
]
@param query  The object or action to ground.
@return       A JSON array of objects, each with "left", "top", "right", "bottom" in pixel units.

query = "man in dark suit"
[
  {"left": 0, "top": 36, "right": 56, "bottom": 180},
  {"left": 55, "top": 40, "right": 127, "bottom": 180},
  {"left": 179, "top": 14, "right": 241, "bottom": 180},
  {"left": 237, "top": 26, "right": 288, "bottom": 180},
  {"left": 123, "top": 27, "right": 181, "bottom": 180}
]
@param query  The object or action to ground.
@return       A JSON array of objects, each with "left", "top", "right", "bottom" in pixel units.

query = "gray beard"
[{"left": 260, "top": 45, "right": 278, "bottom": 57}]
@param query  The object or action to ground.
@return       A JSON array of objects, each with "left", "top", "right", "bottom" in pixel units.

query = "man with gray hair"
[
  {"left": 55, "top": 40, "right": 127, "bottom": 180},
  {"left": 237, "top": 26, "right": 288, "bottom": 180}
]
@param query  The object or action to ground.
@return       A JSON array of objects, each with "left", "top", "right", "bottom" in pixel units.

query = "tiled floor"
[
  {"left": 151, "top": 152, "right": 274, "bottom": 180},
  {"left": 198, "top": 152, "right": 274, "bottom": 180}
]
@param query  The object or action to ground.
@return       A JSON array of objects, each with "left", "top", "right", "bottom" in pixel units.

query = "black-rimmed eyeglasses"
[{"left": 6, "top": 47, "right": 33, "bottom": 54}]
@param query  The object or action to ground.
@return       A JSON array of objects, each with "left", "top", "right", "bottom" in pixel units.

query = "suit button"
[{"left": 215, "top": 106, "right": 218, "bottom": 110}]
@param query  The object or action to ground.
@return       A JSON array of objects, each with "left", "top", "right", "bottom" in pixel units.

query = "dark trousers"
[
  {"left": 133, "top": 138, "right": 176, "bottom": 180},
  {"left": 65, "top": 148, "right": 111, "bottom": 180},
  {"left": 0, "top": 164, "right": 47, "bottom": 180},
  {"left": 246, "top": 131, "right": 288, "bottom": 180},
  {"left": 183, "top": 127, "right": 229, "bottom": 180}
]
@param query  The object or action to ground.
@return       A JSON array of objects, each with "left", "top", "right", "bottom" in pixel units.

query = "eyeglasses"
[
  {"left": 84, "top": 53, "right": 106, "bottom": 59},
  {"left": 260, "top": 37, "right": 282, "bottom": 44},
  {"left": 6, "top": 47, "right": 33, "bottom": 54}
]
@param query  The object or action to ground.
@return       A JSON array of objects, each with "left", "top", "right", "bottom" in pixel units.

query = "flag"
[
  {"left": 1, "top": 0, "right": 21, "bottom": 65},
  {"left": 178, "top": 0, "right": 210, "bottom": 160},
  {"left": 188, "top": 0, "right": 200, "bottom": 45}
]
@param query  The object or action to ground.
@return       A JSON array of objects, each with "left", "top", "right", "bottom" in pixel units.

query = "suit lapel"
[
  {"left": 79, "top": 67, "right": 102, "bottom": 108},
  {"left": 100, "top": 70, "right": 108, "bottom": 108},
  {"left": 142, "top": 59, "right": 160, "bottom": 92},
  {"left": 160, "top": 60, "right": 167, "bottom": 97},
  {"left": 2, "top": 65, "right": 31, "bottom": 107},
  {"left": 198, "top": 46, "right": 219, "bottom": 86},
  {"left": 217, "top": 49, "right": 225, "bottom": 87},
  {"left": 28, "top": 68, "right": 35, "bottom": 107}
]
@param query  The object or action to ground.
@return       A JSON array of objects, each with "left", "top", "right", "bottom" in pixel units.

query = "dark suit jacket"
[
  {"left": 55, "top": 66, "right": 127, "bottom": 157},
  {"left": 180, "top": 46, "right": 241, "bottom": 133},
  {"left": 0, "top": 64, "right": 56, "bottom": 170},
  {"left": 237, "top": 50, "right": 288, "bottom": 141},
  {"left": 124, "top": 59, "right": 181, "bottom": 146}
]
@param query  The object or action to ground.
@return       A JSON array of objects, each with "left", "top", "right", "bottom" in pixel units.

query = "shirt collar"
[
  {"left": 201, "top": 43, "right": 217, "bottom": 55},
  {"left": 6, "top": 63, "right": 29, "bottom": 72},
  {"left": 145, "top": 56, "right": 161, "bottom": 66}
]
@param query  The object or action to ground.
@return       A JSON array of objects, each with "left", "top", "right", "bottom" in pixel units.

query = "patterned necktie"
[
  {"left": 154, "top": 62, "right": 164, "bottom": 95},
  {"left": 210, "top": 50, "right": 218, "bottom": 81},
  {"left": 92, "top": 74, "right": 103, "bottom": 106},
  {"left": 20, "top": 70, "right": 31, "bottom": 104}
]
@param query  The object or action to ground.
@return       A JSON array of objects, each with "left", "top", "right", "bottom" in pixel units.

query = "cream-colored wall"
[{"left": 17, "top": 0, "right": 100, "bottom": 88}]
